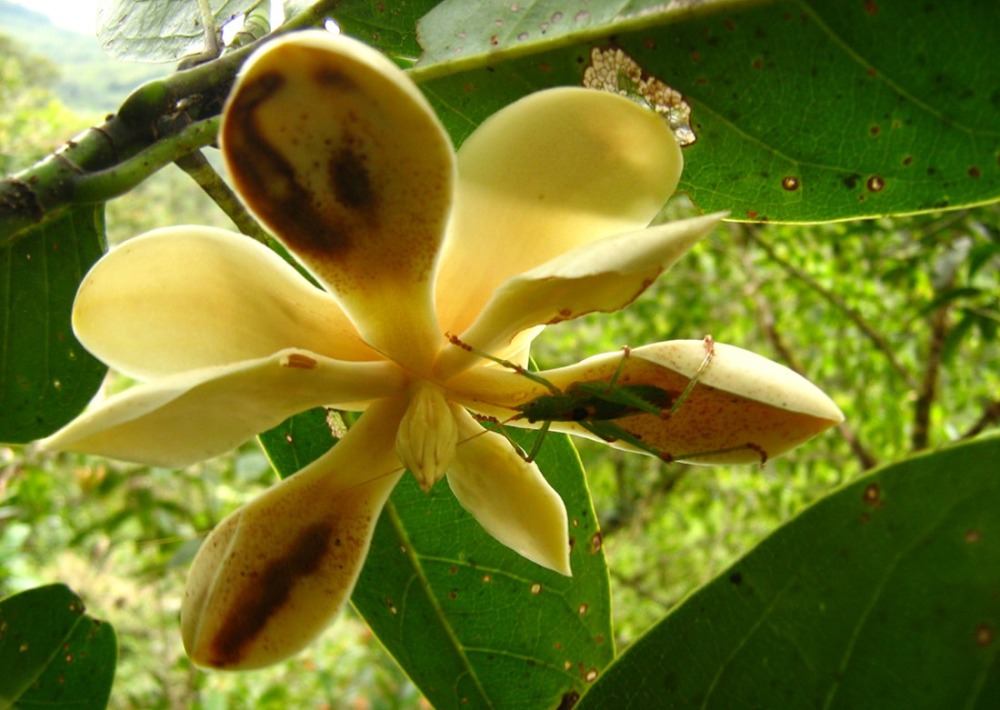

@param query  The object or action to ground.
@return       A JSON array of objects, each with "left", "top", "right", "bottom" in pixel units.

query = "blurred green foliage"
[
  {"left": 1, "top": 1, "right": 998, "bottom": 706},
  {"left": 0, "top": 35, "right": 82, "bottom": 175}
]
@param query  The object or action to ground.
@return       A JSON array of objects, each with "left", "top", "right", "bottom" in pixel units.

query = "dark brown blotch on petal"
[
  {"left": 210, "top": 522, "right": 333, "bottom": 667},
  {"left": 224, "top": 71, "right": 353, "bottom": 256},
  {"left": 313, "top": 67, "right": 358, "bottom": 91},
  {"left": 331, "top": 146, "right": 375, "bottom": 210}
]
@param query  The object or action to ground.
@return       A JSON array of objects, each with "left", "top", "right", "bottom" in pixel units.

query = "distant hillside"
[{"left": 0, "top": 0, "right": 164, "bottom": 115}]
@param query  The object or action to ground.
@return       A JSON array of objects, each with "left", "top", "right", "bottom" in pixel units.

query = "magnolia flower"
[{"left": 41, "top": 31, "right": 843, "bottom": 670}]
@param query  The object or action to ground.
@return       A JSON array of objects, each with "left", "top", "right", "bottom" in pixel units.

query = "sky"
[
  {"left": 11, "top": 1, "right": 290, "bottom": 38},
  {"left": 10, "top": 0, "right": 102, "bottom": 33}
]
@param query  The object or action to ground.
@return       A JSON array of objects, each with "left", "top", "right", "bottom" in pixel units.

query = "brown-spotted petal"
[
  {"left": 527, "top": 340, "right": 843, "bottom": 464},
  {"left": 435, "top": 87, "right": 682, "bottom": 337},
  {"left": 73, "top": 227, "right": 378, "bottom": 380},
  {"left": 182, "top": 395, "right": 406, "bottom": 669},
  {"left": 222, "top": 31, "right": 454, "bottom": 369},
  {"left": 40, "top": 349, "right": 404, "bottom": 467},
  {"left": 453, "top": 341, "right": 844, "bottom": 464}
]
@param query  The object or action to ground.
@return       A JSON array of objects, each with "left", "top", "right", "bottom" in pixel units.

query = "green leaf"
[
  {"left": 259, "top": 415, "right": 613, "bottom": 709},
  {"left": 417, "top": 0, "right": 671, "bottom": 64},
  {"left": 412, "top": 0, "right": 1000, "bottom": 222},
  {"left": 0, "top": 206, "right": 107, "bottom": 443},
  {"left": 577, "top": 433, "right": 1000, "bottom": 709},
  {"left": 327, "top": 0, "right": 439, "bottom": 63},
  {"left": 96, "top": 0, "right": 260, "bottom": 62},
  {"left": 0, "top": 583, "right": 117, "bottom": 710}
]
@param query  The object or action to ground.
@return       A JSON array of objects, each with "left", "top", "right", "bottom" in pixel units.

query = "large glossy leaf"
[
  {"left": 260, "top": 410, "right": 613, "bottom": 709},
  {"left": 0, "top": 206, "right": 107, "bottom": 443},
  {"left": 326, "top": 0, "right": 439, "bottom": 63},
  {"left": 411, "top": 0, "right": 1000, "bottom": 222},
  {"left": 577, "top": 433, "right": 1000, "bottom": 709},
  {"left": 0, "top": 584, "right": 117, "bottom": 710},
  {"left": 96, "top": 0, "right": 260, "bottom": 61}
]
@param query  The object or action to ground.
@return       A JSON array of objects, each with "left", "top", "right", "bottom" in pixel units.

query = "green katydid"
[{"left": 448, "top": 334, "right": 767, "bottom": 464}]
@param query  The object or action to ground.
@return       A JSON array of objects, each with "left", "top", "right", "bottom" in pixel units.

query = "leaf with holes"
[
  {"left": 576, "top": 433, "right": 1000, "bottom": 709},
  {"left": 0, "top": 584, "right": 117, "bottom": 710},
  {"left": 260, "top": 413, "right": 613, "bottom": 710},
  {"left": 412, "top": 0, "right": 1000, "bottom": 222}
]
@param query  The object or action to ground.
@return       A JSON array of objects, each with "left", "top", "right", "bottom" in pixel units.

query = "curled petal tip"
[
  {"left": 448, "top": 412, "right": 572, "bottom": 575},
  {"left": 634, "top": 340, "right": 843, "bottom": 462}
]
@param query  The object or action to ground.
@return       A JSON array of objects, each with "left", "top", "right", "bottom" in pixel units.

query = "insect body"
[{"left": 517, "top": 382, "right": 674, "bottom": 424}]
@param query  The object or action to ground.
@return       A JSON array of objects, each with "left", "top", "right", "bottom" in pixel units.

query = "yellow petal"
[
  {"left": 436, "top": 88, "right": 682, "bottom": 336},
  {"left": 40, "top": 350, "right": 404, "bottom": 467},
  {"left": 73, "top": 227, "right": 377, "bottom": 380},
  {"left": 447, "top": 408, "right": 571, "bottom": 575},
  {"left": 222, "top": 31, "right": 453, "bottom": 369},
  {"left": 530, "top": 341, "right": 844, "bottom": 464},
  {"left": 182, "top": 395, "right": 406, "bottom": 669},
  {"left": 438, "top": 214, "right": 723, "bottom": 377}
]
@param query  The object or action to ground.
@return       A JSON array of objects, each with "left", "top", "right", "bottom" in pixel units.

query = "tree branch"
[
  {"left": 742, "top": 226, "right": 921, "bottom": 392},
  {"left": 911, "top": 304, "right": 949, "bottom": 451},
  {"left": 174, "top": 149, "right": 270, "bottom": 243},
  {"left": 963, "top": 399, "right": 1000, "bottom": 439},
  {"left": 0, "top": 0, "right": 341, "bottom": 248},
  {"left": 747, "top": 270, "right": 879, "bottom": 470}
]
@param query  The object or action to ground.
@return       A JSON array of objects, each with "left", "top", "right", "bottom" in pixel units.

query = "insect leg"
[
  {"left": 523, "top": 420, "right": 552, "bottom": 463},
  {"left": 671, "top": 441, "right": 769, "bottom": 465},
  {"left": 605, "top": 345, "right": 632, "bottom": 389},
  {"left": 470, "top": 413, "right": 534, "bottom": 461},
  {"left": 665, "top": 335, "right": 715, "bottom": 418},
  {"left": 583, "top": 420, "right": 675, "bottom": 463}
]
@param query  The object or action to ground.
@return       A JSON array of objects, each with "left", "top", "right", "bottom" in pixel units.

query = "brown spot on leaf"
[
  {"left": 590, "top": 531, "right": 603, "bottom": 554},
  {"left": 976, "top": 624, "right": 994, "bottom": 646},
  {"left": 557, "top": 691, "right": 581, "bottom": 709},
  {"left": 782, "top": 175, "right": 800, "bottom": 191},
  {"left": 862, "top": 483, "right": 882, "bottom": 508},
  {"left": 210, "top": 523, "right": 333, "bottom": 666},
  {"left": 866, "top": 175, "right": 885, "bottom": 192}
]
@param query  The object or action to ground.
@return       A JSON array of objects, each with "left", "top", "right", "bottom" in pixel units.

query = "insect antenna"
[{"left": 446, "top": 332, "right": 560, "bottom": 394}]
